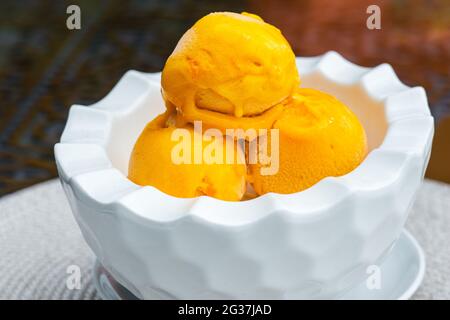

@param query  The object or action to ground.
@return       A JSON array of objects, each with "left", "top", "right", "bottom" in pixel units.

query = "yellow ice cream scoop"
[
  {"left": 249, "top": 88, "right": 368, "bottom": 195},
  {"left": 128, "top": 118, "right": 247, "bottom": 201},
  {"left": 161, "top": 12, "right": 299, "bottom": 130}
]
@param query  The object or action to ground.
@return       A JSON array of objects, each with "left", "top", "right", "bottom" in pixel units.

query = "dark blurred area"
[{"left": 0, "top": 0, "right": 449, "bottom": 196}]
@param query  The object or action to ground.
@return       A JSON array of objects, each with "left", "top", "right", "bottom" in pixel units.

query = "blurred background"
[{"left": 0, "top": 0, "right": 448, "bottom": 196}]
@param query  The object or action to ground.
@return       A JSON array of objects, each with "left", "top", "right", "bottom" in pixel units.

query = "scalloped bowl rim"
[{"left": 55, "top": 51, "right": 433, "bottom": 227}]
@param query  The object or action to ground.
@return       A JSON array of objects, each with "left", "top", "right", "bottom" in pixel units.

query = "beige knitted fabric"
[{"left": 0, "top": 179, "right": 449, "bottom": 300}]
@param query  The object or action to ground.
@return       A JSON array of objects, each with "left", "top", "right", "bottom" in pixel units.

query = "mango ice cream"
[
  {"left": 128, "top": 118, "right": 247, "bottom": 201},
  {"left": 161, "top": 12, "right": 299, "bottom": 132},
  {"left": 249, "top": 88, "right": 368, "bottom": 194},
  {"left": 128, "top": 11, "right": 368, "bottom": 201}
]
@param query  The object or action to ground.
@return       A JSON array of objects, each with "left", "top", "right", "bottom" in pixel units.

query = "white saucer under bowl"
[
  {"left": 94, "top": 229, "right": 425, "bottom": 300},
  {"left": 339, "top": 229, "right": 425, "bottom": 300}
]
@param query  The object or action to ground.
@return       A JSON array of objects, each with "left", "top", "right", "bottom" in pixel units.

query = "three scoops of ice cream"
[{"left": 128, "top": 12, "right": 368, "bottom": 201}]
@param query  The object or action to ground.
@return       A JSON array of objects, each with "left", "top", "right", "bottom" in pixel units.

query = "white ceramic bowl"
[{"left": 55, "top": 52, "right": 433, "bottom": 299}]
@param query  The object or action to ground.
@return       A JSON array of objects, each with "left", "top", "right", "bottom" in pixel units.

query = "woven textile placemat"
[{"left": 0, "top": 178, "right": 449, "bottom": 300}]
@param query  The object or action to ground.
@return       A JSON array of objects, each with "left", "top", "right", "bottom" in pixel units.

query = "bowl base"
[{"left": 93, "top": 229, "right": 425, "bottom": 300}]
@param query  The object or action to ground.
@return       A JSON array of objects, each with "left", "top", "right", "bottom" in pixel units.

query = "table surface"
[
  {"left": 0, "top": 0, "right": 449, "bottom": 196},
  {"left": 0, "top": 178, "right": 449, "bottom": 300}
]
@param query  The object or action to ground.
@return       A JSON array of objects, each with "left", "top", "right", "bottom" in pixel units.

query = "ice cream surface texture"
[
  {"left": 249, "top": 88, "right": 368, "bottom": 195},
  {"left": 128, "top": 119, "right": 247, "bottom": 201},
  {"left": 161, "top": 12, "right": 299, "bottom": 129}
]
